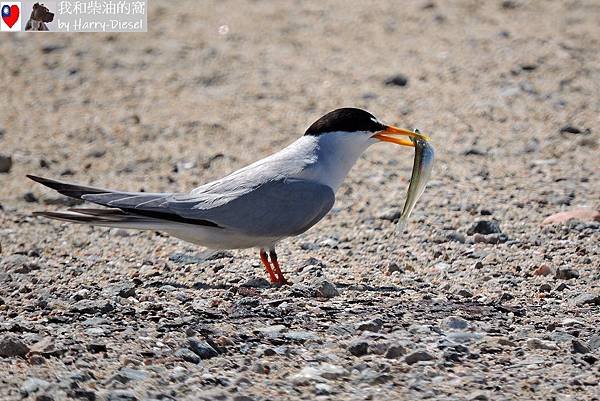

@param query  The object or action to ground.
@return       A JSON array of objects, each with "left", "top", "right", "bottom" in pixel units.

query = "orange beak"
[{"left": 372, "top": 125, "right": 430, "bottom": 147}]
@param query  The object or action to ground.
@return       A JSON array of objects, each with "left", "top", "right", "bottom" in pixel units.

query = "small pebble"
[
  {"left": 555, "top": 268, "right": 579, "bottom": 280},
  {"left": 240, "top": 277, "right": 270, "bottom": 288},
  {"left": 446, "top": 231, "right": 466, "bottom": 243},
  {"left": 526, "top": 338, "right": 558, "bottom": 351},
  {"left": 384, "top": 261, "right": 403, "bottom": 275},
  {"left": 23, "top": 192, "right": 38, "bottom": 203},
  {"left": 383, "top": 74, "right": 409, "bottom": 87},
  {"left": 456, "top": 288, "right": 473, "bottom": 298},
  {"left": 445, "top": 316, "right": 469, "bottom": 330},
  {"left": 384, "top": 345, "right": 407, "bottom": 359},
  {"left": 559, "top": 125, "right": 588, "bottom": 135},
  {"left": 533, "top": 265, "right": 552, "bottom": 276},
  {"left": 378, "top": 208, "right": 401, "bottom": 221}
]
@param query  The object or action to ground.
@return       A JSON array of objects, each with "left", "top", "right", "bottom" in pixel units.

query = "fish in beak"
[
  {"left": 395, "top": 130, "right": 435, "bottom": 232},
  {"left": 373, "top": 125, "right": 430, "bottom": 147}
]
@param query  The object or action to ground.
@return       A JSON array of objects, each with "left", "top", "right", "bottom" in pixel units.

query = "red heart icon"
[{"left": 2, "top": 5, "right": 20, "bottom": 28}]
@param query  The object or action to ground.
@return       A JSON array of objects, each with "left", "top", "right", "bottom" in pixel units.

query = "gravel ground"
[{"left": 1, "top": 1, "right": 599, "bottom": 400}]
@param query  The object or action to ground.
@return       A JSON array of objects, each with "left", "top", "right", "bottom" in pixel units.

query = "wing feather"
[{"left": 29, "top": 173, "right": 334, "bottom": 237}]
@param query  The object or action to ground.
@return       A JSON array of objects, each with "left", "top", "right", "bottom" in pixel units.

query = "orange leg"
[
  {"left": 269, "top": 249, "right": 289, "bottom": 285},
  {"left": 259, "top": 249, "right": 277, "bottom": 283}
]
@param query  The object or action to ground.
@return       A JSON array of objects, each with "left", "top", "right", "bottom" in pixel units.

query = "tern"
[{"left": 28, "top": 108, "right": 428, "bottom": 285}]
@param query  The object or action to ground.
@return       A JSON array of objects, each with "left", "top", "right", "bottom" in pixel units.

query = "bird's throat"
[{"left": 296, "top": 132, "right": 372, "bottom": 192}]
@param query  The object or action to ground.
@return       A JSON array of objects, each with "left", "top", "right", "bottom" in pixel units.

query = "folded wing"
[
  {"left": 28, "top": 175, "right": 335, "bottom": 237},
  {"left": 167, "top": 179, "right": 335, "bottom": 237}
]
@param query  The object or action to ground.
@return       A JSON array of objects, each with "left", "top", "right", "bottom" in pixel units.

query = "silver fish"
[{"left": 396, "top": 131, "right": 435, "bottom": 232}]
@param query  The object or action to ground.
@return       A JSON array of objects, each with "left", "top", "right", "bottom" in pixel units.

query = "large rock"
[
  {"left": 174, "top": 348, "right": 200, "bottom": 364},
  {"left": 384, "top": 344, "right": 407, "bottom": 359},
  {"left": 347, "top": 339, "right": 369, "bottom": 357},
  {"left": 526, "top": 338, "right": 558, "bottom": 351},
  {"left": 542, "top": 208, "right": 600, "bottom": 225},
  {"left": 291, "top": 364, "right": 348, "bottom": 384},
  {"left": 572, "top": 293, "right": 600, "bottom": 306},
  {"left": 0, "top": 334, "right": 30, "bottom": 358},
  {"left": 355, "top": 318, "right": 383, "bottom": 333},
  {"left": 0, "top": 255, "right": 41, "bottom": 274},
  {"left": 107, "top": 390, "right": 138, "bottom": 401},
  {"left": 20, "top": 378, "right": 50, "bottom": 396},
  {"left": 555, "top": 268, "right": 579, "bottom": 280},
  {"left": 103, "top": 282, "right": 136, "bottom": 298},
  {"left": 188, "top": 338, "right": 218, "bottom": 359},
  {"left": 70, "top": 300, "right": 114, "bottom": 315},
  {"left": 0, "top": 155, "right": 12, "bottom": 173},
  {"left": 444, "top": 316, "right": 470, "bottom": 330},
  {"left": 405, "top": 350, "right": 435, "bottom": 364},
  {"left": 309, "top": 278, "right": 339, "bottom": 298},
  {"left": 467, "top": 220, "right": 503, "bottom": 235},
  {"left": 112, "top": 368, "right": 148, "bottom": 384}
]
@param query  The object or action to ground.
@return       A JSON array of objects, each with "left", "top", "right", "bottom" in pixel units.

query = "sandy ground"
[{"left": 1, "top": 1, "right": 599, "bottom": 400}]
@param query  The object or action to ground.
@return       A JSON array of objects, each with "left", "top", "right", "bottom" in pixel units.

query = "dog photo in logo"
[
  {"left": 25, "top": 2, "right": 53, "bottom": 31},
  {"left": 1, "top": 2, "right": 22, "bottom": 31}
]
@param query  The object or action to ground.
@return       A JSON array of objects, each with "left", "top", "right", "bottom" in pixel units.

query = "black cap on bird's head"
[
  {"left": 304, "top": 108, "right": 385, "bottom": 136},
  {"left": 304, "top": 107, "right": 429, "bottom": 147}
]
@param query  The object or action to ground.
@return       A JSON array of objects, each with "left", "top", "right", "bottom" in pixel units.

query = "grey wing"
[
  {"left": 177, "top": 179, "right": 336, "bottom": 237},
  {"left": 80, "top": 177, "right": 335, "bottom": 236}
]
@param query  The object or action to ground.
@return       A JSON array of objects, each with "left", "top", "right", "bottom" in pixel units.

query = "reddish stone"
[
  {"left": 542, "top": 208, "right": 600, "bottom": 225},
  {"left": 533, "top": 265, "right": 552, "bottom": 276}
]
